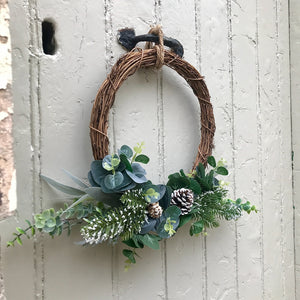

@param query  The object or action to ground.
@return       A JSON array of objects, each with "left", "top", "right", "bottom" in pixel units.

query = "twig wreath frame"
[
  {"left": 90, "top": 26, "right": 215, "bottom": 170},
  {"left": 8, "top": 26, "right": 256, "bottom": 268}
]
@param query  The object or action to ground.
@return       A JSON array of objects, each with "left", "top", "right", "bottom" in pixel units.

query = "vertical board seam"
[
  {"left": 194, "top": 1, "right": 207, "bottom": 299},
  {"left": 154, "top": 0, "right": 168, "bottom": 298},
  {"left": 226, "top": 0, "right": 239, "bottom": 298},
  {"left": 104, "top": 0, "right": 118, "bottom": 299},
  {"left": 104, "top": 0, "right": 116, "bottom": 152},
  {"left": 275, "top": 0, "right": 287, "bottom": 297},
  {"left": 287, "top": 0, "right": 297, "bottom": 297},
  {"left": 28, "top": 0, "right": 44, "bottom": 298},
  {"left": 255, "top": 0, "right": 265, "bottom": 298}
]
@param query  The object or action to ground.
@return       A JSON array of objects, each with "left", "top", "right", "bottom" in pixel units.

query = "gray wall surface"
[{"left": 0, "top": 0, "right": 298, "bottom": 299}]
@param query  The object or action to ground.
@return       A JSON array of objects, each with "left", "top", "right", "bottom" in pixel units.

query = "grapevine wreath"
[{"left": 8, "top": 26, "right": 256, "bottom": 267}]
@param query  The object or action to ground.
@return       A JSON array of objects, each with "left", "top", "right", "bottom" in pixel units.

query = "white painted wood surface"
[
  {"left": 0, "top": 0, "right": 296, "bottom": 299},
  {"left": 291, "top": 0, "right": 300, "bottom": 299}
]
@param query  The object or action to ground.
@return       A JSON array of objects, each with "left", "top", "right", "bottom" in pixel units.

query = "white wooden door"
[{"left": 0, "top": 0, "right": 295, "bottom": 299}]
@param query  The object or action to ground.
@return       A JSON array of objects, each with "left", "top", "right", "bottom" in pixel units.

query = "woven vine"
[{"left": 89, "top": 27, "right": 215, "bottom": 169}]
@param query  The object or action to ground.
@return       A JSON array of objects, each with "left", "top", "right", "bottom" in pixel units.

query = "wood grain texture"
[{"left": 0, "top": 0, "right": 296, "bottom": 299}]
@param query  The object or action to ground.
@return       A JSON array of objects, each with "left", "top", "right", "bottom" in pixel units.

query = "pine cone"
[
  {"left": 171, "top": 188, "right": 194, "bottom": 215},
  {"left": 147, "top": 202, "right": 163, "bottom": 219}
]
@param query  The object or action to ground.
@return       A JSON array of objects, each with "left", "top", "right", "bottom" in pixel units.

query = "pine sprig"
[
  {"left": 81, "top": 190, "right": 147, "bottom": 244},
  {"left": 190, "top": 187, "right": 256, "bottom": 230},
  {"left": 191, "top": 188, "right": 233, "bottom": 228}
]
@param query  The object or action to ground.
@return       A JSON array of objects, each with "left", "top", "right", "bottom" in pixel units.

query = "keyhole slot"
[{"left": 42, "top": 20, "right": 57, "bottom": 55}]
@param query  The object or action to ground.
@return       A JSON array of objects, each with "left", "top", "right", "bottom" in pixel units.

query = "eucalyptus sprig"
[{"left": 7, "top": 201, "right": 98, "bottom": 247}]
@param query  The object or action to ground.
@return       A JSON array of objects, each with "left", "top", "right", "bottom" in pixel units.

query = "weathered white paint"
[
  {"left": 0, "top": 0, "right": 296, "bottom": 299},
  {"left": 291, "top": 0, "right": 300, "bottom": 298}
]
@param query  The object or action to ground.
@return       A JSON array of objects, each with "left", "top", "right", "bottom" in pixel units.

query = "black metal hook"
[{"left": 117, "top": 28, "right": 184, "bottom": 58}]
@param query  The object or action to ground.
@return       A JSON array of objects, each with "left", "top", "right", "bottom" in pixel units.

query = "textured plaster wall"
[
  {"left": 0, "top": 0, "right": 296, "bottom": 299},
  {"left": 0, "top": 0, "right": 12, "bottom": 298},
  {"left": 0, "top": 0, "right": 13, "bottom": 219}
]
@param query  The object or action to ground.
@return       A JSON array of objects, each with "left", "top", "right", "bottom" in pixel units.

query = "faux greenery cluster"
[{"left": 8, "top": 143, "right": 257, "bottom": 268}]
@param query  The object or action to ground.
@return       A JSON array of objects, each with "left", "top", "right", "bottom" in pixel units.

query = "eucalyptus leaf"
[
  {"left": 178, "top": 214, "right": 192, "bottom": 228},
  {"left": 139, "top": 218, "right": 158, "bottom": 235},
  {"left": 42, "top": 210, "right": 51, "bottom": 220},
  {"left": 101, "top": 172, "right": 136, "bottom": 193},
  {"left": 62, "top": 169, "right": 89, "bottom": 188},
  {"left": 42, "top": 225, "right": 56, "bottom": 234},
  {"left": 137, "top": 234, "right": 160, "bottom": 250},
  {"left": 104, "top": 172, "right": 124, "bottom": 189},
  {"left": 144, "top": 188, "right": 160, "bottom": 203},
  {"left": 156, "top": 206, "right": 181, "bottom": 238},
  {"left": 102, "top": 155, "right": 114, "bottom": 171},
  {"left": 216, "top": 166, "right": 229, "bottom": 176},
  {"left": 156, "top": 185, "right": 167, "bottom": 200},
  {"left": 34, "top": 214, "right": 45, "bottom": 229},
  {"left": 159, "top": 185, "right": 172, "bottom": 209},
  {"left": 41, "top": 175, "right": 85, "bottom": 196},
  {"left": 123, "top": 236, "right": 144, "bottom": 248},
  {"left": 49, "top": 208, "right": 55, "bottom": 217},
  {"left": 164, "top": 205, "right": 181, "bottom": 220},
  {"left": 119, "top": 145, "right": 133, "bottom": 159},
  {"left": 55, "top": 216, "right": 63, "bottom": 227},
  {"left": 116, "top": 162, "right": 126, "bottom": 172},
  {"left": 207, "top": 156, "right": 216, "bottom": 168},
  {"left": 156, "top": 218, "right": 179, "bottom": 239},
  {"left": 143, "top": 184, "right": 166, "bottom": 203},
  {"left": 190, "top": 220, "right": 204, "bottom": 236},
  {"left": 90, "top": 160, "right": 109, "bottom": 185},
  {"left": 46, "top": 217, "right": 56, "bottom": 228},
  {"left": 126, "top": 163, "right": 147, "bottom": 184},
  {"left": 122, "top": 249, "right": 136, "bottom": 263},
  {"left": 118, "top": 181, "right": 137, "bottom": 192},
  {"left": 88, "top": 171, "right": 99, "bottom": 187},
  {"left": 111, "top": 154, "right": 121, "bottom": 168},
  {"left": 135, "top": 154, "right": 150, "bottom": 164},
  {"left": 122, "top": 239, "right": 136, "bottom": 248},
  {"left": 120, "top": 154, "right": 133, "bottom": 172},
  {"left": 131, "top": 163, "right": 146, "bottom": 175}
]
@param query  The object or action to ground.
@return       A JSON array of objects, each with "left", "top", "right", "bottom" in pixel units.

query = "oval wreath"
[{"left": 8, "top": 26, "right": 256, "bottom": 268}]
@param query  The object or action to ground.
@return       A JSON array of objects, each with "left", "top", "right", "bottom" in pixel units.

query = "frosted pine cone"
[
  {"left": 147, "top": 202, "right": 163, "bottom": 219},
  {"left": 171, "top": 188, "right": 194, "bottom": 215}
]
